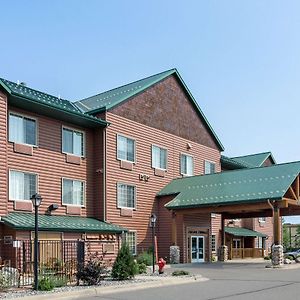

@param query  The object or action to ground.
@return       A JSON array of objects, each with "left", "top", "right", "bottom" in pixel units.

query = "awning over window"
[
  {"left": 2, "top": 212, "right": 127, "bottom": 233},
  {"left": 225, "top": 226, "right": 267, "bottom": 238}
]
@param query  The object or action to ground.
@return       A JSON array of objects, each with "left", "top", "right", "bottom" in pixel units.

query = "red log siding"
[
  {"left": 253, "top": 217, "right": 274, "bottom": 252},
  {"left": 0, "top": 92, "right": 8, "bottom": 216},
  {"left": 6, "top": 106, "right": 96, "bottom": 218},
  {"left": 110, "top": 75, "right": 221, "bottom": 150},
  {"left": 211, "top": 214, "right": 221, "bottom": 254},
  {"left": 105, "top": 112, "right": 221, "bottom": 254}
]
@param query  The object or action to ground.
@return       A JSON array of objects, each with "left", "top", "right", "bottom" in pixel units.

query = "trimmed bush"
[
  {"left": 37, "top": 277, "right": 55, "bottom": 291},
  {"left": 137, "top": 250, "right": 154, "bottom": 266},
  {"left": 172, "top": 270, "right": 189, "bottom": 276},
  {"left": 76, "top": 253, "right": 108, "bottom": 285},
  {"left": 136, "top": 262, "right": 147, "bottom": 274},
  {"left": 111, "top": 243, "right": 136, "bottom": 280}
]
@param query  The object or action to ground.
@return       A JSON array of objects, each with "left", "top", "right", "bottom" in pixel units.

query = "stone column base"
[
  {"left": 218, "top": 245, "right": 228, "bottom": 262},
  {"left": 272, "top": 244, "right": 283, "bottom": 266},
  {"left": 170, "top": 246, "right": 180, "bottom": 264}
]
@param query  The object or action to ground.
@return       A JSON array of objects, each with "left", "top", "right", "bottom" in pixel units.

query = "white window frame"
[
  {"left": 211, "top": 234, "right": 217, "bottom": 252},
  {"left": 62, "top": 126, "right": 85, "bottom": 157},
  {"left": 9, "top": 169, "right": 38, "bottom": 201},
  {"left": 117, "top": 182, "right": 136, "bottom": 209},
  {"left": 204, "top": 160, "right": 216, "bottom": 174},
  {"left": 62, "top": 177, "right": 85, "bottom": 207},
  {"left": 151, "top": 144, "right": 167, "bottom": 170},
  {"left": 180, "top": 153, "right": 194, "bottom": 176},
  {"left": 126, "top": 230, "right": 137, "bottom": 256},
  {"left": 8, "top": 112, "right": 38, "bottom": 146},
  {"left": 116, "top": 134, "right": 136, "bottom": 163}
]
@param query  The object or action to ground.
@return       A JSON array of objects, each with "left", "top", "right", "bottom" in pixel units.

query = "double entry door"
[{"left": 191, "top": 236, "right": 205, "bottom": 263}]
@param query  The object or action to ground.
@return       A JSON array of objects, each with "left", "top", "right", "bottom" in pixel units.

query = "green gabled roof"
[
  {"left": 231, "top": 152, "right": 276, "bottom": 168},
  {"left": 158, "top": 161, "right": 300, "bottom": 210},
  {"left": 2, "top": 213, "right": 127, "bottom": 233},
  {"left": 0, "top": 78, "right": 108, "bottom": 128},
  {"left": 221, "top": 155, "right": 249, "bottom": 170},
  {"left": 76, "top": 69, "right": 224, "bottom": 151},
  {"left": 225, "top": 227, "right": 267, "bottom": 238}
]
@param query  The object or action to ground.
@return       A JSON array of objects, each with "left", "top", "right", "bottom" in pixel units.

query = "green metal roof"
[
  {"left": 158, "top": 161, "right": 300, "bottom": 210},
  {"left": 0, "top": 78, "right": 108, "bottom": 128},
  {"left": 76, "top": 69, "right": 224, "bottom": 151},
  {"left": 221, "top": 155, "right": 249, "bottom": 170},
  {"left": 2, "top": 213, "right": 127, "bottom": 233},
  {"left": 225, "top": 226, "right": 267, "bottom": 238},
  {"left": 231, "top": 152, "right": 276, "bottom": 168}
]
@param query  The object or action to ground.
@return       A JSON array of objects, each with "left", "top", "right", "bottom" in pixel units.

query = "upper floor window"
[
  {"left": 62, "top": 178, "right": 85, "bottom": 206},
  {"left": 9, "top": 170, "right": 37, "bottom": 201},
  {"left": 117, "top": 135, "right": 135, "bottom": 162},
  {"left": 9, "top": 113, "right": 37, "bottom": 146},
  {"left": 180, "top": 154, "right": 194, "bottom": 176},
  {"left": 62, "top": 127, "right": 84, "bottom": 157},
  {"left": 152, "top": 145, "right": 167, "bottom": 170},
  {"left": 204, "top": 161, "right": 215, "bottom": 174},
  {"left": 117, "top": 183, "right": 136, "bottom": 209}
]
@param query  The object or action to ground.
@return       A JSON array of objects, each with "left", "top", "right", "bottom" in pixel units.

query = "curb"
[{"left": 17, "top": 275, "right": 208, "bottom": 300}]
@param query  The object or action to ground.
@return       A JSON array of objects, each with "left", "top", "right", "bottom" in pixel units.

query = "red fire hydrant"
[{"left": 158, "top": 258, "right": 166, "bottom": 274}]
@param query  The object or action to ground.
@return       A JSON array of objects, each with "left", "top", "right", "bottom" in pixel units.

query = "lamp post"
[
  {"left": 30, "top": 193, "right": 43, "bottom": 291},
  {"left": 150, "top": 213, "right": 157, "bottom": 273}
]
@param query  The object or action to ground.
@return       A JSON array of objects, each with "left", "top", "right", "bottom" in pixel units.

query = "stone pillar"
[
  {"left": 170, "top": 246, "right": 180, "bottom": 264},
  {"left": 272, "top": 244, "right": 283, "bottom": 266},
  {"left": 219, "top": 245, "right": 228, "bottom": 262}
]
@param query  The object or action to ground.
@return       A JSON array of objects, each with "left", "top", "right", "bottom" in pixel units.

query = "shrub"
[
  {"left": 172, "top": 270, "right": 189, "bottom": 276},
  {"left": 111, "top": 243, "right": 136, "bottom": 280},
  {"left": 0, "top": 272, "right": 11, "bottom": 290},
  {"left": 285, "top": 255, "right": 294, "bottom": 260},
  {"left": 50, "top": 275, "right": 68, "bottom": 287},
  {"left": 37, "top": 277, "right": 55, "bottom": 291},
  {"left": 137, "top": 251, "right": 154, "bottom": 266},
  {"left": 76, "top": 253, "right": 108, "bottom": 286},
  {"left": 136, "top": 262, "right": 147, "bottom": 274}
]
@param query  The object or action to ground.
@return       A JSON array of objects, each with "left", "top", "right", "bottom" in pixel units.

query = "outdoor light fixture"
[
  {"left": 149, "top": 213, "right": 157, "bottom": 273},
  {"left": 30, "top": 193, "right": 43, "bottom": 291}
]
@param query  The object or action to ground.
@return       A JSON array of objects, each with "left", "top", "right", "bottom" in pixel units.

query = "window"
[
  {"left": 180, "top": 154, "right": 194, "bottom": 176},
  {"left": 9, "top": 170, "right": 37, "bottom": 201},
  {"left": 9, "top": 113, "right": 37, "bottom": 146},
  {"left": 152, "top": 145, "right": 167, "bottom": 170},
  {"left": 258, "top": 217, "right": 266, "bottom": 223},
  {"left": 257, "top": 237, "right": 263, "bottom": 249},
  {"left": 62, "top": 179, "right": 85, "bottom": 206},
  {"left": 117, "top": 135, "right": 135, "bottom": 162},
  {"left": 211, "top": 235, "right": 216, "bottom": 252},
  {"left": 62, "top": 127, "right": 84, "bottom": 157},
  {"left": 126, "top": 231, "right": 137, "bottom": 255},
  {"left": 204, "top": 161, "right": 215, "bottom": 174},
  {"left": 117, "top": 183, "right": 136, "bottom": 208}
]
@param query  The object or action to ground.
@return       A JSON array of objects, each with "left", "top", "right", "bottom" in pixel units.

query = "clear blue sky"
[{"left": 1, "top": 1, "right": 299, "bottom": 221}]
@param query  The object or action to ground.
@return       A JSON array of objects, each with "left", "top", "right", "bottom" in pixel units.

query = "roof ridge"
[
  {"left": 77, "top": 68, "right": 176, "bottom": 103},
  {"left": 168, "top": 160, "right": 300, "bottom": 182},
  {"left": 231, "top": 151, "right": 272, "bottom": 159},
  {"left": 0, "top": 77, "right": 71, "bottom": 103}
]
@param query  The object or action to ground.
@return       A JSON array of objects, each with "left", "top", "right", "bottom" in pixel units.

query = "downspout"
[
  {"left": 103, "top": 125, "right": 107, "bottom": 221},
  {"left": 267, "top": 199, "right": 274, "bottom": 217}
]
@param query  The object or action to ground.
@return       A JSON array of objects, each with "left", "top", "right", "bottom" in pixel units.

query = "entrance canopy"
[
  {"left": 158, "top": 161, "right": 300, "bottom": 219},
  {"left": 225, "top": 227, "right": 267, "bottom": 238}
]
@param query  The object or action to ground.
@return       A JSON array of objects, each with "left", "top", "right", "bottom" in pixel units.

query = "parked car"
[{"left": 284, "top": 249, "right": 300, "bottom": 259}]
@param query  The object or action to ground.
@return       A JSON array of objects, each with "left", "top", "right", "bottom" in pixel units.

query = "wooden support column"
[
  {"left": 221, "top": 214, "right": 226, "bottom": 245},
  {"left": 273, "top": 205, "right": 281, "bottom": 245},
  {"left": 171, "top": 211, "right": 177, "bottom": 245}
]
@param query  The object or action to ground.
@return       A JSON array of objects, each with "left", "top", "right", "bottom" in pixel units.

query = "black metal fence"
[{"left": 0, "top": 240, "right": 109, "bottom": 287}]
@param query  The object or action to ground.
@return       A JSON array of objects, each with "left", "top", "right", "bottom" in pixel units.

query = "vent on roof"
[{"left": 20, "top": 82, "right": 27, "bottom": 87}]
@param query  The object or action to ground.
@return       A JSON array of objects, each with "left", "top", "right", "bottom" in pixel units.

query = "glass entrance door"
[{"left": 191, "top": 236, "right": 205, "bottom": 263}]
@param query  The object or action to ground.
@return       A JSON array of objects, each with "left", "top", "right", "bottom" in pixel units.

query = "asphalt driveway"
[{"left": 78, "top": 261, "right": 300, "bottom": 300}]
